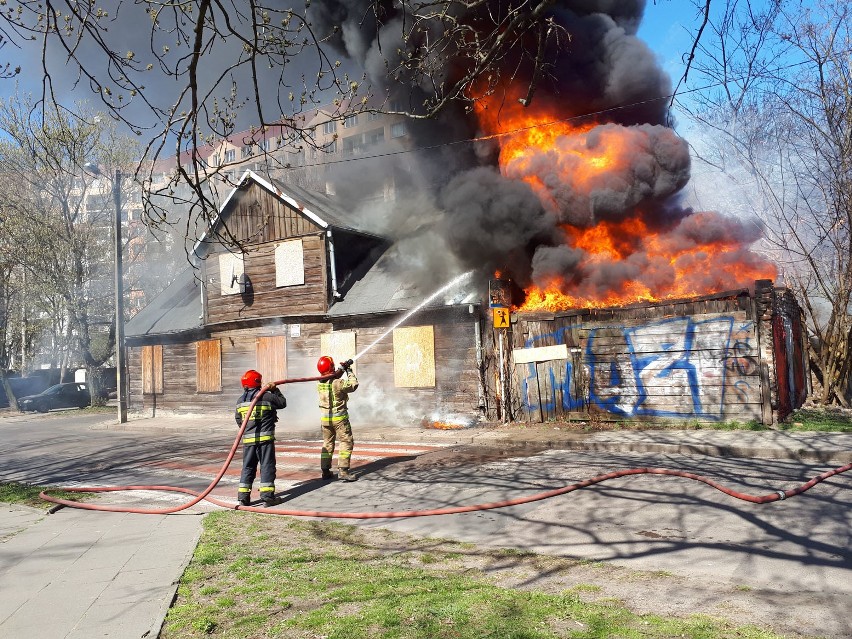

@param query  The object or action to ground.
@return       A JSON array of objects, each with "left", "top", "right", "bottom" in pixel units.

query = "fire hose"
[{"left": 39, "top": 371, "right": 852, "bottom": 518}]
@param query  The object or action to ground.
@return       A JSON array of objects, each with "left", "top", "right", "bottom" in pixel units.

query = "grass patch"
[
  {"left": 779, "top": 409, "right": 852, "bottom": 432},
  {"left": 0, "top": 481, "right": 94, "bottom": 509},
  {"left": 160, "top": 513, "right": 797, "bottom": 639},
  {"left": 703, "top": 420, "right": 768, "bottom": 431}
]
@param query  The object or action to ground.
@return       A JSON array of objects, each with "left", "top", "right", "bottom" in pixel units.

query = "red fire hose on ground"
[{"left": 39, "top": 372, "right": 852, "bottom": 518}]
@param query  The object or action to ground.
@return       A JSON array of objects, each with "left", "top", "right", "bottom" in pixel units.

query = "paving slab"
[{"left": 0, "top": 506, "right": 202, "bottom": 639}]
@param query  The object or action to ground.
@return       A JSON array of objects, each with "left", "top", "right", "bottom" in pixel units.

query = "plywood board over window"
[
  {"left": 219, "top": 252, "right": 244, "bottom": 296},
  {"left": 196, "top": 339, "right": 222, "bottom": 393},
  {"left": 141, "top": 345, "right": 163, "bottom": 394},
  {"left": 275, "top": 239, "right": 305, "bottom": 287},
  {"left": 321, "top": 331, "right": 356, "bottom": 372},
  {"left": 393, "top": 325, "right": 436, "bottom": 387},
  {"left": 257, "top": 336, "right": 287, "bottom": 384}
]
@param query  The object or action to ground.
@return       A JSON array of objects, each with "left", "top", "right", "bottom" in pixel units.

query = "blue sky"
[
  {"left": 638, "top": 1, "right": 706, "bottom": 91},
  {"left": 0, "top": 2, "right": 713, "bottom": 105}
]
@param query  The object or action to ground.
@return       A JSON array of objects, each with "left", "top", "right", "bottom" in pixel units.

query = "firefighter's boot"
[
  {"left": 238, "top": 495, "right": 251, "bottom": 506},
  {"left": 338, "top": 468, "right": 358, "bottom": 482},
  {"left": 321, "top": 469, "right": 336, "bottom": 481},
  {"left": 262, "top": 495, "right": 281, "bottom": 507}
]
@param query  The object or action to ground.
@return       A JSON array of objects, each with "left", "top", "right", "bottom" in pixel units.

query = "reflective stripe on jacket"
[
  {"left": 318, "top": 372, "right": 358, "bottom": 423},
  {"left": 235, "top": 387, "right": 286, "bottom": 445}
]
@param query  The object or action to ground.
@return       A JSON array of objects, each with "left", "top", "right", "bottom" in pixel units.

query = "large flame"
[{"left": 475, "top": 94, "right": 776, "bottom": 311}]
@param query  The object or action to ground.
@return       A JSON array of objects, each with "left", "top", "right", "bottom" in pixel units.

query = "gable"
[{"left": 216, "top": 181, "right": 323, "bottom": 246}]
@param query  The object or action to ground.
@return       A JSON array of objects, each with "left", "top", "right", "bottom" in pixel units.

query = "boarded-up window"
[
  {"left": 141, "top": 345, "right": 163, "bottom": 394},
  {"left": 218, "top": 252, "right": 244, "bottom": 296},
  {"left": 321, "top": 331, "right": 356, "bottom": 373},
  {"left": 196, "top": 339, "right": 222, "bottom": 393},
  {"left": 393, "top": 325, "right": 436, "bottom": 387},
  {"left": 275, "top": 239, "right": 305, "bottom": 287},
  {"left": 257, "top": 336, "right": 287, "bottom": 384}
]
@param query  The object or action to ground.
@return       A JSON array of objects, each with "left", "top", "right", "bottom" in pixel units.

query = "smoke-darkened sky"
[{"left": 0, "top": 1, "right": 776, "bottom": 303}]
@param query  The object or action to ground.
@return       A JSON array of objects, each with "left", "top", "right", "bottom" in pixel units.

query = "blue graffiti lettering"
[{"left": 519, "top": 316, "right": 743, "bottom": 419}]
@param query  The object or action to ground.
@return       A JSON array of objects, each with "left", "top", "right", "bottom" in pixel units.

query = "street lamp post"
[{"left": 84, "top": 162, "right": 127, "bottom": 423}]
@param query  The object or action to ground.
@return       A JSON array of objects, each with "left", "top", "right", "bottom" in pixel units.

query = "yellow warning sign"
[{"left": 493, "top": 307, "right": 510, "bottom": 329}]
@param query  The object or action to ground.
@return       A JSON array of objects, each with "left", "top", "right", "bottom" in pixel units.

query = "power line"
[{"left": 278, "top": 57, "right": 814, "bottom": 171}]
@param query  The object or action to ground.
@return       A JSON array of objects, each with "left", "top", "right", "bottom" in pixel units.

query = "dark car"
[{"left": 18, "top": 383, "right": 92, "bottom": 413}]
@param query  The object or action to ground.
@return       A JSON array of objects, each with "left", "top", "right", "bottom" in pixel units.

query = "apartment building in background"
[{"left": 150, "top": 101, "right": 414, "bottom": 201}]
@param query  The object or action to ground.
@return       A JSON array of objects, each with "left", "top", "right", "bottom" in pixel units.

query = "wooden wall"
[
  {"left": 222, "top": 182, "right": 319, "bottom": 243},
  {"left": 127, "top": 307, "right": 484, "bottom": 427},
  {"left": 502, "top": 291, "right": 771, "bottom": 424},
  {"left": 204, "top": 233, "right": 328, "bottom": 323}
]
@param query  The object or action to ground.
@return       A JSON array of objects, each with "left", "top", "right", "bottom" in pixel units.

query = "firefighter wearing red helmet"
[
  {"left": 316, "top": 355, "right": 358, "bottom": 481},
  {"left": 235, "top": 369, "right": 287, "bottom": 506}
]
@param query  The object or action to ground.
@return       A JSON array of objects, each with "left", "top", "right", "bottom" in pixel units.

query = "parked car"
[{"left": 17, "top": 383, "right": 92, "bottom": 413}]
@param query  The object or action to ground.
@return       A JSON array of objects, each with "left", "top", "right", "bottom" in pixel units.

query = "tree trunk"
[
  {"left": 86, "top": 364, "right": 106, "bottom": 407},
  {"left": 0, "top": 369, "right": 19, "bottom": 412}
]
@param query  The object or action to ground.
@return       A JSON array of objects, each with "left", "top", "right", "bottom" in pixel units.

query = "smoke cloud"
[
  {"left": 5, "top": 0, "right": 775, "bottom": 306},
  {"left": 316, "top": 0, "right": 775, "bottom": 303}
]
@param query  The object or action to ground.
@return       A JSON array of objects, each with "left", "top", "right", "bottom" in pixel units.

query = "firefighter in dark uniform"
[
  {"left": 235, "top": 369, "right": 287, "bottom": 506},
  {"left": 316, "top": 356, "right": 358, "bottom": 482}
]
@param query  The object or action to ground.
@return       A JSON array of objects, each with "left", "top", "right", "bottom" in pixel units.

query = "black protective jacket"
[{"left": 234, "top": 387, "right": 287, "bottom": 445}]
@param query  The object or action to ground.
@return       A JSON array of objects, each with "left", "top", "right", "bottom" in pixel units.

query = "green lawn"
[
  {"left": 0, "top": 481, "right": 93, "bottom": 509},
  {"left": 160, "top": 513, "right": 805, "bottom": 639}
]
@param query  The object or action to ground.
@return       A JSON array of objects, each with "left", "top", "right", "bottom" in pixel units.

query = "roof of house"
[
  {"left": 126, "top": 176, "right": 478, "bottom": 338},
  {"left": 265, "top": 177, "right": 375, "bottom": 234},
  {"left": 327, "top": 244, "right": 479, "bottom": 317},
  {"left": 124, "top": 267, "right": 202, "bottom": 338}
]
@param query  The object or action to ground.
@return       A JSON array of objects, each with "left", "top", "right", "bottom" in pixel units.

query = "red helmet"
[
  {"left": 317, "top": 356, "right": 335, "bottom": 375},
  {"left": 241, "top": 369, "right": 262, "bottom": 388}
]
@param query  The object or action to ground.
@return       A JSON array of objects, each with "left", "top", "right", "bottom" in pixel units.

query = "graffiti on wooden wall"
[{"left": 519, "top": 316, "right": 760, "bottom": 420}]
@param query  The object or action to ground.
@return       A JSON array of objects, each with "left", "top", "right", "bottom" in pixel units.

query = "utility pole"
[
  {"left": 113, "top": 169, "right": 128, "bottom": 423},
  {"left": 85, "top": 162, "right": 128, "bottom": 423}
]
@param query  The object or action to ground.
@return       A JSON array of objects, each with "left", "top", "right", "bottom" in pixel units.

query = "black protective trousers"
[{"left": 238, "top": 441, "right": 276, "bottom": 500}]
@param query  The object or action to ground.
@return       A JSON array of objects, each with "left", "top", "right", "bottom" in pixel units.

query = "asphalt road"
[{"left": 1, "top": 411, "right": 850, "bottom": 638}]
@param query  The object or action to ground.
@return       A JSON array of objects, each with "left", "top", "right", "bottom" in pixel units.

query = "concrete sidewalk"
[
  {"left": 2, "top": 416, "right": 851, "bottom": 639},
  {"left": 0, "top": 504, "right": 201, "bottom": 639}
]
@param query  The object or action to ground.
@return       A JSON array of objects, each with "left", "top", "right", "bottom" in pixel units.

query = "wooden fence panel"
[{"left": 511, "top": 310, "right": 763, "bottom": 423}]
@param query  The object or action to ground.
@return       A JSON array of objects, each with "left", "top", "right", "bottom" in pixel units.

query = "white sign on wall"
[
  {"left": 275, "top": 239, "right": 305, "bottom": 287},
  {"left": 218, "top": 252, "right": 244, "bottom": 296},
  {"left": 512, "top": 344, "right": 569, "bottom": 364}
]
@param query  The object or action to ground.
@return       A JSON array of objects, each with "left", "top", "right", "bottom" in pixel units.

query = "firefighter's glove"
[
  {"left": 266, "top": 382, "right": 277, "bottom": 391},
  {"left": 341, "top": 359, "right": 354, "bottom": 371}
]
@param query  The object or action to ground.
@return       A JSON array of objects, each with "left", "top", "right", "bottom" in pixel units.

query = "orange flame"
[{"left": 475, "top": 91, "right": 776, "bottom": 311}]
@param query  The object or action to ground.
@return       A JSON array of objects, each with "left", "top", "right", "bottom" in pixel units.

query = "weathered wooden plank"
[
  {"left": 196, "top": 339, "right": 222, "bottom": 392},
  {"left": 206, "top": 234, "right": 328, "bottom": 323}
]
